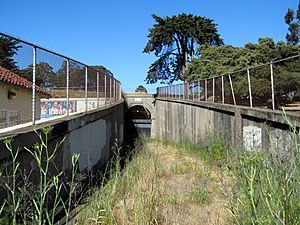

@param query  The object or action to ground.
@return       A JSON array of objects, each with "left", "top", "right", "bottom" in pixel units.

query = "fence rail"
[
  {"left": 0, "top": 32, "right": 122, "bottom": 129},
  {"left": 157, "top": 54, "right": 300, "bottom": 112}
]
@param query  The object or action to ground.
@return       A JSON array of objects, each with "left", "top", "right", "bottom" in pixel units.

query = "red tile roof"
[{"left": 0, "top": 66, "right": 50, "bottom": 96}]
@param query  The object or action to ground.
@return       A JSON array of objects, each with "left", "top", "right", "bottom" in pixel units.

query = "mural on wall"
[{"left": 41, "top": 100, "right": 76, "bottom": 118}]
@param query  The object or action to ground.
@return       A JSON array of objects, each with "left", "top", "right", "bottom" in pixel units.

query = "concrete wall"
[
  {"left": 0, "top": 101, "right": 124, "bottom": 178},
  {"left": 155, "top": 98, "right": 300, "bottom": 152}
]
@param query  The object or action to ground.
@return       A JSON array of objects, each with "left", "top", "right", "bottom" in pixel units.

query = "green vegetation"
[
  {"left": 188, "top": 185, "right": 210, "bottom": 205},
  {"left": 0, "top": 36, "right": 20, "bottom": 71},
  {"left": 75, "top": 120, "right": 300, "bottom": 225},
  {"left": 186, "top": 38, "right": 300, "bottom": 104},
  {"left": 75, "top": 139, "right": 162, "bottom": 225},
  {"left": 135, "top": 85, "right": 148, "bottom": 93},
  {"left": 75, "top": 135, "right": 230, "bottom": 225},
  {"left": 285, "top": 2, "right": 300, "bottom": 45},
  {"left": 144, "top": 13, "right": 223, "bottom": 84},
  {"left": 216, "top": 114, "right": 300, "bottom": 225},
  {"left": 186, "top": 38, "right": 300, "bottom": 81},
  {"left": 0, "top": 127, "right": 80, "bottom": 225},
  {"left": 0, "top": 33, "right": 114, "bottom": 89},
  {"left": 1, "top": 123, "right": 299, "bottom": 224}
]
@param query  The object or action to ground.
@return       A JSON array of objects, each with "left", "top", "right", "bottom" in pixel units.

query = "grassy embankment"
[
  {"left": 75, "top": 135, "right": 231, "bottom": 225},
  {"left": 76, "top": 118, "right": 300, "bottom": 225}
]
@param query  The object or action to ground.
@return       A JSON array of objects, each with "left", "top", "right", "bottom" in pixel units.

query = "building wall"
[
  {"left": 155, "top": 98, "right": 300, "bottom": 153},
  {"left": 0, "top": 82, "right": 41, "bottom": 125}
]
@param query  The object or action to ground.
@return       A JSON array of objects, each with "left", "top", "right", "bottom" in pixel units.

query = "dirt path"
[
  {"left": 75, "top": 140, "right": 232, "bottom": 225},
  {"left": 148, "top": 141, "right": 232, "bottom": 225}
]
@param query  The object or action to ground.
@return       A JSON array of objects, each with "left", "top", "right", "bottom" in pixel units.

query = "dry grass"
[
  {"left": 75, "top": 140, "right": 232, "bottom": 225},
  {"left": 152, "top": 142, "right": 231, "bottom": 225}
]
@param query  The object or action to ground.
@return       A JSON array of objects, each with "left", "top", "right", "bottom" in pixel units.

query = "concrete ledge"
[
  {"left": 156, "top": 98, "right": 300, "bottom": 127},
  {"left": 155, "top": 98, "right": 300, "bottom": 152},
  {"left": 0, "top": 100, "right": 124, "bottom": 140},
  {"left": 0, "top": 100, "right": 124, "bottom": 163}
]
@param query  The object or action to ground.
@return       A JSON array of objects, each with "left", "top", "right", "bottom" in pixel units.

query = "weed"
[
  {"left": 188, "top": 185, "right": 210, "bottom": 205},
  {"left": 224, "top": 112, "right": 300, "bottom": 225},
  {"left": 0, "top": 127, "right": 80, "bottom": 225}
]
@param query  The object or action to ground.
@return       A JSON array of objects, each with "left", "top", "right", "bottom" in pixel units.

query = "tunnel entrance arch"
[
  {"left": 127, "top": 105, "right": 151, "bottom": 120},
  {"left": 123, "top": 92, "right": 156, "bottom": 138},
  {"left": 126, "top": 105, "right": 152, "bottom": 137}
]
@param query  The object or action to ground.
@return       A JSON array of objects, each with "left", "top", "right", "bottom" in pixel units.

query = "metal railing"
[
  {"left": 0, "top": 32, "right": 122, "bottom": 129},
  {"left": 157, "top": 55, "right": 300, "bottom": 111}
]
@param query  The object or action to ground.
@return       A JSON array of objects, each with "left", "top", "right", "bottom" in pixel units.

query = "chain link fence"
[
  {"left": 0, "top": 32, "right": 122, "bottom": 129},
  {"left": 157, "top": 55, "right": 300, "bottom": 112}
]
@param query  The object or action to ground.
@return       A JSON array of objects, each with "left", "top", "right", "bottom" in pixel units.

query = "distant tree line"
[
  {"left": 0, "top": 35, "right": 114, "bottom": 89},
  {"left": 185, "top": 38, "right": 300, "bottom": 105}
]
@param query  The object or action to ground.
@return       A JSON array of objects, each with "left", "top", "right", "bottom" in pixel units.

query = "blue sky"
[{"left": 0, "top": 0, "right": 297, "bottom": 93}]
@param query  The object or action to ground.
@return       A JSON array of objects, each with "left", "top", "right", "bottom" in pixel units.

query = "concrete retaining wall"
[
  {"left": 155, "top": 98, "right": 300, "bottom": 152},
  {"left": 0, "top": 101, "right": 124, "bottom": 179}
]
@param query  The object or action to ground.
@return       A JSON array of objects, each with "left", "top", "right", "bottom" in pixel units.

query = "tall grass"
[
  {"left": 74, "top": 117, "right": 299, "bottom": 225},
  {"left": 76, "top": 138, "right": 162, "bottom": 225},
  {"left": 224, "top": 114, "right": 300, "bottom": 225},
  {"left": 76, "top": 134, "right": 231, "bottom": 224},
  {"left": 0, "top": 127, "right": 80, "bottom": 225},
  {"left": 159, "top": 133, "right": 227, "bottom": 163}
]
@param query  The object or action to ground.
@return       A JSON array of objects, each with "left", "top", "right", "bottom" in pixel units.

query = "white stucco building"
[{"left": 0, "top": 66, "right": 50, "bottom": 128}]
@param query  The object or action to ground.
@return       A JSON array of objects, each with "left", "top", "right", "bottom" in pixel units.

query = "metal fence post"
[
  {"left": 85, "top": 66, "right": 88, "bottom": 111},
  {"left": 192, "top": 83, "right": 194, "bottom": 101},
  {"left": 173, "top": 85, "right": 175, "bottom": 99},
  {"left": 114, "top": 79, "right": 116, "bottom": 102},
  {"left": 119, "top": 82, "right": 122, "bottom": 101},
  {"left": 97, "top": 71, "right": 99, "bottom": 108},
  {"left": 167, "top": 86, "right": 169, "bottom": 99},
  {"left": 212, "top": 77, "right": 215, "bottom": 102},
  {"left": 110, "top": 76, "right": 112, "bottom": 103},
  {"left": 179, "top": 84, "right": 183, "bottom": 99},
  {"left": 66, "top": 59, "right": 70, "bottom": 115},
  {"left": 104, "top": 75, "right": 107, "bottom": 105},
  {"left": 222, "top": 75, "right": 224, "bottom": 104},
  {"left": 228, "top": 74, "right": 236, "bottom": 105},
  {"left": 32, "top": 46, "right": 36, "bottom": 125},
  {"left": 270, "top": 63, "right": 275, "bottom": 110},
  {"left": 198, "top": 81, "right": 200, "bottom": 101},
  {"left": 205, "top": 79, "right": 207, "bottom": 101},
  {"left": 247, "top": 69, "right": 253, "bottom": 108},
  {"left": 188, "top": 83, "right": 190, "bottom": 100},
  {"left": 119, "top": 82, "right": 121, "bottom": 101},
  {"left": 184, "top": 82, "right": 188, "bottom": 100}
]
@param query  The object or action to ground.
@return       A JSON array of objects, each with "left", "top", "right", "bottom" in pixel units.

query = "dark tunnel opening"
[{"left": 124, "top": 104, "right": 152, "bottom": 147}]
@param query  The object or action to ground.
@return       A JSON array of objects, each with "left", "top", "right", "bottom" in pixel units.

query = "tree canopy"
[
  {"left": 186, "top": 38, "right": 300, "bottom": 105},
  {"left": 90, "top": 65, "right": 114, "bottom": 77},
  {"left": 186, "top": 38, "right": 300, "bottom": 80},
  {"left": 135, "top": 85, "right": 147, "bottom": 93},
  {"left": 0, "top": 36, "right": 20, "bottom": 71},
  {"left": 285, "top": 2, "right": 300, "bottom": 44},
  {"left": 143, "top": 13, "right": 223, "bottom": 84},
  {"left": 18, "top": 62, "right": 56, "bottom": 86}
]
